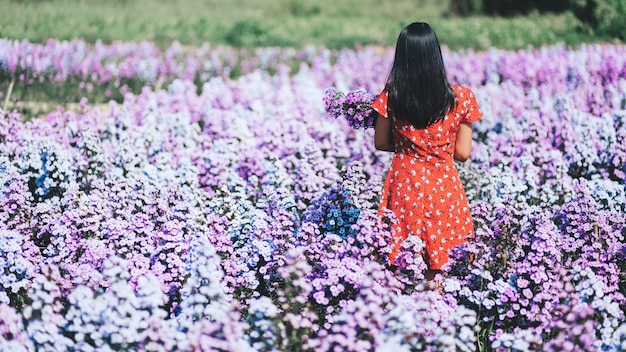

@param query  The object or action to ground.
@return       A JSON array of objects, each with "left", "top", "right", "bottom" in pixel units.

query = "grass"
[
  {"left": 0, "top": 0, "right": 616, "bottom": 51},
  {"left": 0, "top": 0, "right": 620, "bottom": 117}
]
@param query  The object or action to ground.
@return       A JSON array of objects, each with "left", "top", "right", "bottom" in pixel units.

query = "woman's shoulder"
[
  {"left": 449, "top": 83, "right": 483, "bottom": 123},
  {"left": 450, "top": 83, "right": 474, "bottom": 94},
  {"left": 450, "top": 83, "right": 478, "bottom": 102}
]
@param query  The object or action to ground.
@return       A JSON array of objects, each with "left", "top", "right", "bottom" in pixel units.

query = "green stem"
[
  {"left": 155, "top": 75, "right": 164, "bottom": 92},
  {"left": 3, "top": 78, "right": 15, "bottom": 111}
]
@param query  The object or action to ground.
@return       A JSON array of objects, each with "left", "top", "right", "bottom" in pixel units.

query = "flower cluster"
[
  {"left": 323, "top": 87, "right": 377, "bottom": 129},
  {"left": 1, "top": 41, "right": 625, "bottom": 351},
  {"left": 0, "top": 230, "right": 36, "bottom": 306}
]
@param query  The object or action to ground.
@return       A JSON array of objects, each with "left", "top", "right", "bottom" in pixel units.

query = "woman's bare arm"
[
  {"left": 454, "top": 122, "right": 473, "bottom": 162},
  {"left": 374, "top": 114, "right": 394, "bottom": 152}
]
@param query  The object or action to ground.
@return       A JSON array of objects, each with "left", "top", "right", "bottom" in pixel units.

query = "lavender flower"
[
  {"left": 1, "top": 41, "right": 626, "bottom": 351},
  {"left": 323, "top": 87, "right": 377, "bottom": 129}
]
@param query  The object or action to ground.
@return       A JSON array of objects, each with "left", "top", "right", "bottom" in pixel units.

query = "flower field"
[{"left": 1, "top": 39, "right": 626, "bottom": 351}]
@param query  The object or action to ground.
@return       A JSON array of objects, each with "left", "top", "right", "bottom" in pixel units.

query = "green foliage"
[
  {"left": 569, "top": 0, "right": 626, "bottom": 39},
  {"left": 436, "top": 13, "right": 593, "bottom": 51},
  {"left": 0, "top": 0, "right": 614, "bottom": 51},
  {"left": 325, "top": 35, "right": 375, "bottom": 49},
  {"left": 287, "top": 0, "right": 321, "bottom": 17},
  {"left": 448, "top": 0, "right": 483, "bottom": 16},
  {"left": 449, "top": 0, "right": 569, "bottom": 16},
  {"left": 223, "top": 21, "right": 271, "bottom": 47}
]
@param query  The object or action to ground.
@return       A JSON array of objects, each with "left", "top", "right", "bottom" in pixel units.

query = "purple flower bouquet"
[{"left": 323, "top": 87, "right": 377, "bottom": 129}]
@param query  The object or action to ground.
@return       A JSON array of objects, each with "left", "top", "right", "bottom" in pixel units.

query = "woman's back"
[
  {"left": 389, "top": 84, "right": 481, "bottom": 162},
  {"left": 373, "top": 82, "right": 482, "bottom": 270}
]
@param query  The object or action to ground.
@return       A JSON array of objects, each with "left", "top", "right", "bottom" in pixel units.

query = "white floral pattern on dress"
[{"left": 373, "top": 84, "right": 483, "bottom": 269}]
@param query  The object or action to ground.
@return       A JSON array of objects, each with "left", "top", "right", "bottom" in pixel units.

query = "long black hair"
[{"left": 387, "top": 22, "right": 456, "bottom": 128}]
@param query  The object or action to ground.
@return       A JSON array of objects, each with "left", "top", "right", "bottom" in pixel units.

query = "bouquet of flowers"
[{"left": 323, "top": 87, "right": 377, "bottom": 129}]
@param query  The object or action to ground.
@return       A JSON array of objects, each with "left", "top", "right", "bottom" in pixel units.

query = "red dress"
[{"left": 372, "top": 84, "right": 483, "bottom": 270}]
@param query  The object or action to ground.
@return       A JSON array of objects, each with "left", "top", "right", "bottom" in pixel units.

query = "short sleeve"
[
  {"left": 371, "top": 88, "right": 389, "bottom": 118},
  {"left": 460, "top": 87, "right": 483, "bottom": 124}
]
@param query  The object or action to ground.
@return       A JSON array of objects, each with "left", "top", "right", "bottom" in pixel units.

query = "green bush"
[
  {"left": 223, "top": 21, "right": 271, "bottom": 47},
  {"left": 447, "top": 0, "right": 624, "bottom": 40},
  {"left": 287, "top": 0, "right": 321, "bottom": 17},
  {"left": 532, "top": 0, "right": 571, "bottom": 13},
  {"left": 449, "top": 0, "right": 569, "bottom": 16},
  {"left": 448, "top": 0, "right": 483, "bottom": 15},
  {"left": 569, "top": 0, "right": 626, "bottom": 38}
]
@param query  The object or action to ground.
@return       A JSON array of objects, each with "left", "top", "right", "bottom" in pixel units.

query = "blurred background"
[{"left": 0, "top": 0, "right": 623, "bottom": 51}]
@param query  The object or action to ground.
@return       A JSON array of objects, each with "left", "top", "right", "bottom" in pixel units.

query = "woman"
[{"left": 372, "top": 22, "right": 483, "bottom": 281}]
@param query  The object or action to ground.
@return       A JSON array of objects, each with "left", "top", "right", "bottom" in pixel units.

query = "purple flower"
[{"left": 323, "top": 87, "right": 377, "bottom": 129}]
